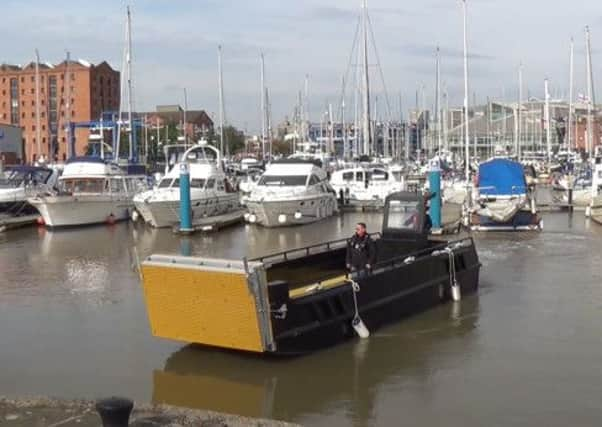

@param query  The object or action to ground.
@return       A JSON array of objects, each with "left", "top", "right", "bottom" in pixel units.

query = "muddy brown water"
[{"left": 1, "top": 212, "right": 602, "bottom": 426}]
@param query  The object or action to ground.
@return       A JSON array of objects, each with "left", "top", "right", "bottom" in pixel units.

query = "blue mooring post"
[
  {"left": 179, "top": 163, "right": 192, "bottom": 233},
  {"left": 428, "top": 160, "right": 442, "bottom": 233}
]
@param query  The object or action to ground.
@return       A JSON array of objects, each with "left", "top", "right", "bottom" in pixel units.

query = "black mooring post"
[
  {"left": 568, "top": 188, "right": 574, "bottom": 212},
  {"left": 95, "top": 397, "right": 134, "bottom": 427}
]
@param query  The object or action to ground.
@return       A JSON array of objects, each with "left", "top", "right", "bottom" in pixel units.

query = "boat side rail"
[
  {"left": 252, "top": 232, "right": 382, "bottom": 265},
  {"left": 373, "top": 237, "right": 475, "bottom": 272}
]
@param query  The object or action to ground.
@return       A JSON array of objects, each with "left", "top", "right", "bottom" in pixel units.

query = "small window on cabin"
[
  {"left": 355, "top": 172, "right": 364, "bottom": 182},
  {"left": 206, "top": 178, "right": 215, "bottom": 189},
  {"left": 190, "top": 178, "right": 205, "bottom": 189},
  {"left": 110, "top": 178, "right": 123, "bottom": 193},
  {"left": 158, "top": 179, "right": 171, "bottom": 188},
  {"left": 172, "top": 178, "right": 180, "bottom": 188},
  {"left": 217, "top": 180, "right": 225, "bottom": 191},
  {"left": 386, "top": 200, "right": 421, "bottom": 232},
  {"left": 342, "top": 172, "right": 353, "bottom": 181},
  {"left": 309, "top": 175, "right": 320, "bottom": 186}
]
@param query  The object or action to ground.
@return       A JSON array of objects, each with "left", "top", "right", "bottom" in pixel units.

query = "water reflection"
[{"left": 152, "top": 297, "right": 480, "bottom": 426}]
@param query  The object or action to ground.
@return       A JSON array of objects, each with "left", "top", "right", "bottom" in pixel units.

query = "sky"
[{"left": 1, "top": 0, "right": 601, "bottom": 132}]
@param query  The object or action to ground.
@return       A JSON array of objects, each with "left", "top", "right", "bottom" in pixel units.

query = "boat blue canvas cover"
[{"left": 478, "top": 158, "right": 527, "bottom": 196}]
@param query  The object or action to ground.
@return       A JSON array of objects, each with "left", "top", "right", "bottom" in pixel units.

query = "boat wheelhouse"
[{"left": 331, "top": 167, "right": 403, "bottom": 209}]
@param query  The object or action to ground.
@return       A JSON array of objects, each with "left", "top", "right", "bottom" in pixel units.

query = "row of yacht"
[{"left": 2, "top": 140, "right": 601, "bottom": 231}]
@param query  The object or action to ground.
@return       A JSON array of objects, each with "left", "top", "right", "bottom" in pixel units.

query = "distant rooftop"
[{"left": 0, "top": 60, "right": 117, "bottom": 73}]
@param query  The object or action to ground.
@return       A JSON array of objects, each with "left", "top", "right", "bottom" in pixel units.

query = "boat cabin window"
[
  {"left": 0, "top": 169, "right": 51, "bottom": 187},
  {"left": 258, "top": 175, "right": 308, "bottom": 186},
  {"left": 206, "top": 178, "right": 216, "bottom": 189},
  {"left": 191, "top": 178, "right": 206, "bottom": 189},
  {"left": 355, "top": 172, "right": 364, "bottom": 182},
  {"left": 172, "top": 178, "right": 180, "bottom": 188},
  {"left": 385, "top": 200, "right": 422, "bottom": 232},
  {"left": 372, "top": 170, "right": 389, "bottom": 181},
  {"left": 109, "top": 178, "right": 125, "bottom": 193},
  {"left": 225, "top": 179, "right": 236, "bottom": 193},
  {"left": 158, "top": 178, "right": 172, "bottom": 189},
  {"left": 342, "top": 172, "right": 354, "bottom": 181},
  {"left": 60, "top": 178, "right": 106, "bottom": 194},
  {"left": 308, "top": 175, "right": 320, "bottom": 186},
  {"left": 125, "top": 177, "right": 146, "bottom": 193},
  {"left": 217, "top": 179, "right": 225, "bottom": 191}
]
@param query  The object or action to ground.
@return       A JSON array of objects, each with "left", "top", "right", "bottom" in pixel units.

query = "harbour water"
[{"left": 1, "top": 213, "right": 602, "bottom": 426}]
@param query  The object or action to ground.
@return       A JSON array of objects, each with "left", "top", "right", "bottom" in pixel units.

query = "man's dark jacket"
[{"left": 346, "top": 233, "right": 377, "bottom": 271}]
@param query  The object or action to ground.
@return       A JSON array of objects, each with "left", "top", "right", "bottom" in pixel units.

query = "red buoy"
[
  {"left": 107, "top": 214, "right": 116, "bottom": 225},
  {"left": 36, "top": 216, "right": 45, "bottom": 226}
]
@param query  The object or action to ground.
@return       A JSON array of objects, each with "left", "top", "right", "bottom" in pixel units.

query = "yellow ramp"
[{"left": 141, "top": 256, "right": 265, "bottom": 353}]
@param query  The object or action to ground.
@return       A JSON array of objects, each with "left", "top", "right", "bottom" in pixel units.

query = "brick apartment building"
[{"left": 0, "top": 60, "right": 120, "bottom": 163}]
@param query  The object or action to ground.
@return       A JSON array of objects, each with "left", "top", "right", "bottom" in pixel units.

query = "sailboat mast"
[
  {"left": 182, "top": 88, "right": 188, "bottom": 146},
  {"left": 260, "top": 53, "right": 266, "bottom": 158},
  {"left": 518, "top": 63, "right": 523, "bottom": 161},
  {"left": 218, "top": 45, "right": 226, "bottom": 156},
  {"left": 585, "top": 26, "right": 595, "bottom": 157},
  {"left": 436, "top": 46, "right": 442, "bottom": 154},
  {"left": 126, "top": 5, "right": 134, "bottom": 160},
  {"left": 462, "top": 0, "right": 470, "bottom": 182},
  {"left": 568, "top": 38, "right": 574, "bottom": 154},
  {"left": 545, "top": 78, "right": 552, "bottom": 166},
  {"left": 34, "top": 49, "right": 41, "bottom": 161},
  {"left": 341, "top": 77, "right": 347, "bottom": 159},
  {"left": 361, "top": 0, "right": 371, "bottom": 156}
]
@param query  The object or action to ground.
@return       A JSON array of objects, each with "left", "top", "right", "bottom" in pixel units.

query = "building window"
[
  {"left": 31, "top": 76, "right": 35, "bottom": 82},
  {"left": 31, "top": 100, "right": 35, "bottom": 106},
  {"left": 32, "top": 125, "right": 36, "bottom": 131},
  {"left": 20, "top": 77, "right": 24, "bottom": 83}
]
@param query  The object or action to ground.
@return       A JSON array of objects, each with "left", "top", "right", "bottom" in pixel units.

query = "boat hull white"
[
  {"left": 246, "top": 195, "right": 337, "bottom": 227},
  {"left": 134, "top": 194, "right": 240, "bottom": 228},
  {"left": 29, "top": 195, "right": 133, "bottom": 227}
]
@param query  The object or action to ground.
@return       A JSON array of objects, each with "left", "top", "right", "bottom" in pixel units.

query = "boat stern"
[{"left": 140, "top": 255, "right": 275, "bottom": 353}]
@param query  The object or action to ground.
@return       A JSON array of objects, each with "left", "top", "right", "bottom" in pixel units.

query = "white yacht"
[
  {"left": 330, "top": 167, "right": 403, "bottom": 209},
  {"left": 133, "top": 144, "right": 239, "bottom": 228},
  {"left": 245, "top": 160, "right": 337, "bottom": 227},
  {"left": 28, "top": 157, "right": 148, "bottom": 227},
  {"left": 0, "top": 166, "right": 59, "bottom": 215}
]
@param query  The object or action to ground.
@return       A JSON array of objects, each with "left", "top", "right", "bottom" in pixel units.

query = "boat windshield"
[
  {"left": 158, "top": 179, "right": 172, "bottom": 188},
  {"left": 258, "top": 175, "right": 308, "bottom": 186},
  {"left": 60, "top": 178, "right": 106, "bottom": 194},
  {"left": 0, "top": 169, "right": 51, "bottom": 188},
  {"left": 385, "top": 200, "right": 422, "bottom": 232}
]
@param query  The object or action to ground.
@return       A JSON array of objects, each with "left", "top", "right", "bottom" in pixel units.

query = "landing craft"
[{"left": 140, "top": 191, "right": 481, "bottom": 355}]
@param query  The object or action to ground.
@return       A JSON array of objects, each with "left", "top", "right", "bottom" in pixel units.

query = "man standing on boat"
[{"left": 346, "top": 222, "right": 377, "bottom": 277}]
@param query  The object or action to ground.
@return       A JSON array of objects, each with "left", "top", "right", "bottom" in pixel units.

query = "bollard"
[
  {"left": 179, "top": 162, "right": 192, "bottom": 233},
  {"left": 567, "top": 188, "right": 574, "bottom": 212},
  {"left": 428, "top": 163, "right": 442, "bottom": 232},
  {"left": 95, "top": 397, "right": 133, "bottom": 427}
]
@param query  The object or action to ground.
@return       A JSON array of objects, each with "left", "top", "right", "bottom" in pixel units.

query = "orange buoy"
[{"left": 36, "top": 216, "right": 45, "bottom": 226}]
